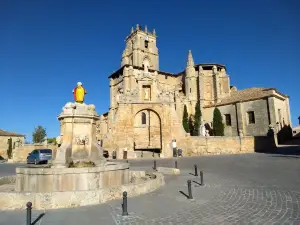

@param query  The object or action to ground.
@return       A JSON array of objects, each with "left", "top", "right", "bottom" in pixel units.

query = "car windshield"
[{"left": 40, "top": 149, "right": 52, "bottom": 154}]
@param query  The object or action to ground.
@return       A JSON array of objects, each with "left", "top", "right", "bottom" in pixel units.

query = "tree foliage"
[
  {"left": 47, "top": 137, "right": 57, "bottom": 145},
  {"left": 193, "top": 101, "right": 202, "bottom": 136},
  {"left": 32, "top": 126, "right": 47, "bottom": 143},
  {"left": 213, "top": 108, "right": 224, "bottom": 136},
  {"left": 182, "top": 105, "right": 189, "bottom": 133},
  {"left": 188, "top": 115, "right": 194, "bottom": 135},
  {"left": 7, "top": 138, "right": 13, "bottom": 159}
]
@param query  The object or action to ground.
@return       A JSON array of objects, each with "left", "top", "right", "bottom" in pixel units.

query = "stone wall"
[
  {"left": 177, "top": 136, "right": 276, "bottom": 156},
  {"left": 102, "top": 135, "right": 276, "bottom": 160},
  {"left": 12, "top": 144, "right": 57, "bottom": 163},
  {"left": 0, "top": 136, "right": 25, "bottom": 160}
]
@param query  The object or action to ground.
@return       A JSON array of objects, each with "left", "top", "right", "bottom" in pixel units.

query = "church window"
[
  {"left": 190, "top": 88, "right": 191, "bottom": 93},
  {"left": 225, "top": 114, "right": 231, "bottom": 126},
  {"left": 247, "top": 111, "right": 255, "bottom": 124},
  {"left": 141, "top": 112, "right": 146, "bottom": 125},
  {"left": 145, "top": 40, "right": 149, "bottom": 48}
]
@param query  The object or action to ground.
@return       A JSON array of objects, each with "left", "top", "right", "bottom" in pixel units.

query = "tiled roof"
[
  {"left": 205, "top": 87, "right": 288, "bottom": 107},
  {"left": 0, "top": 129, "right": 25, "bottom": 137}
]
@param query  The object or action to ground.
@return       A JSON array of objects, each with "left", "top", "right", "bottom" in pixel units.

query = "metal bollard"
[
  {"left": 26, "top": 202, "right": 32, "bottom": 225},
  {"left": 175, "top": 160, "right": 178, "bottom": 169},
  {"left": 187, "top": 180, "right": 193, "bottom": 199},
  {"left": 122, "top": 191, "right": 129, "bottom": 216},
  {"left": 126, "top": 160, "right": 129, "bottom": 163},
  {"left": 200, "top": 171, "right": 204, "bottom": 186},
  {"left": 153, "top": 160, "right": 156, "bottom": 170},
  {"left": 194, "top": 165, "right": 198, "bottom": 176}
]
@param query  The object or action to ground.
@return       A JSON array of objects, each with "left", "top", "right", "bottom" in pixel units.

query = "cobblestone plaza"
[{"left": 1, "top": 152, "right": 300, "bottom": 224}]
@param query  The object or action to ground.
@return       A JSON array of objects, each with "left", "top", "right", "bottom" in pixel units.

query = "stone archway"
[{"left": 133, "top": 109, "right": 162, "bottom": 153}]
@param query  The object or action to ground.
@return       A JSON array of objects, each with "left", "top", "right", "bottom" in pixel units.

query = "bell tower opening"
[{"left": 121, "top": 24, "right": 159, "bottom": 71}]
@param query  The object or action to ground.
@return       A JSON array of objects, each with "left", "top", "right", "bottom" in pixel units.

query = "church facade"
[{"left": 96, "top": 25, "right": 291, "bottom": 158}]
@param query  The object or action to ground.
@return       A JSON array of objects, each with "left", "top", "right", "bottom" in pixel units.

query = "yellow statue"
[{"left": 72, "top": 82, "right": 87, "bottom": 103}]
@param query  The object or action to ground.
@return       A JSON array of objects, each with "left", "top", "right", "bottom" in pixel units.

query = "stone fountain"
[{"left": 0, "top": 82, "right": 164, "bottom": 210}]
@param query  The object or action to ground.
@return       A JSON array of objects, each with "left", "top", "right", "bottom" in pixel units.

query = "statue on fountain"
[{"left": 72, "top": 82, "right": 87, "bottom": 103}]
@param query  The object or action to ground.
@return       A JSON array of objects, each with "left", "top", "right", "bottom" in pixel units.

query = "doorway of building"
[{"left": 133, "top": 109, "right": 162, "bottom": 157}]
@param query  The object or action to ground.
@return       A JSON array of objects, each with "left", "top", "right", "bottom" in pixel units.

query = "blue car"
[{"left": 27, "top": 149, "right": 52, "bottom": 164}]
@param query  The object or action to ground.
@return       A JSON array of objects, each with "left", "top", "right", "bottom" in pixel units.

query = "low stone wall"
[
  {"left": 177, "top": 136, "right": 276, "bottom": 156},
  {"left": 0, "top": 136, "right": 25, "bottom": 160},
  {"left": 157, "top": 167, "right": 180, "bottom": 175},
  {"left": 0, "top": 171, "right": 165, "bottom": 210},
  {"left": 12, "top": 144, "right": 57, "bottom": 163},
  {"left": 104, "top": 135, "right": 276, "bottom": 159}
]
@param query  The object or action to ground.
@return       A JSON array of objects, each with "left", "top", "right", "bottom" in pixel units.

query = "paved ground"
[{"left": 1, "top": 151, "right": 300, "bottom": 224}]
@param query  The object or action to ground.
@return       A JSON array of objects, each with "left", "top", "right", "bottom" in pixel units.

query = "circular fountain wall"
[{"left": 15, "top": 162, "right": 129, "bottom": 192}]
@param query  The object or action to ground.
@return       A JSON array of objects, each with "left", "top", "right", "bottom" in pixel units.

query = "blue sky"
[{"left": 1, "top": 0, "right": 299, "bottom": 141}]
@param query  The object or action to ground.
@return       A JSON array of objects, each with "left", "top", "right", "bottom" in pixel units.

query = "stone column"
[
  {"left": 129, "top": 66, "right": 135, "bottom": 90},
  {"left": 267, "top": 97, "right": 276, "bottom": 125},
  {"left": 285, "top": 97, "right": 292, "bottom": 126},
  {"left": 123, "top": 66, "right": 130, "bottom": 92},
  {"left": 213, "top": 66, "right": 220, "bottom": 103},
  {"left": 110, "top": 78, "right": 116, "bottom": 109},
  {"left": 236, "top": 102, "right": 246, "bottom": 136},
  {"left": 198, "top": 66, "right": 205, "bottom": 107}
]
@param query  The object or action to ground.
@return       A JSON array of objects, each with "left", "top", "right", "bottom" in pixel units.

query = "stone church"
[{"left": 96, "top": 25, "right": 291, "bottom": 158}]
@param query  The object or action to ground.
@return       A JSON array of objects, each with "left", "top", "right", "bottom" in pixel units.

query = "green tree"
[
  {"left": 47, "top": 137, "right": 57, "bottom": 145},
  {"left": 193, "top": 101, "right": 202, "bottom": 136},
  {"left": 7, "top": 138, "right": 13, "bottom": 159},
  {"left": 212, "top": 108, "right": 224, "bottom": 136},
  {"left": 32, "top": 126, "right": 47, "bottom": 143},
  {"left": 188, "top": 115, "right": 194, "bottom": 135},
  {"left": 182, "top": 105, "right": 189, "bottom": 133}
]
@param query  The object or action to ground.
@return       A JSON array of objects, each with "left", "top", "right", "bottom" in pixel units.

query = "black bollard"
[
  {"left": 187, "top": 180, "right": 193, "bottom": 199},
  {"left": 26, "top": 202, "right": 32, "bottom": 225},
  {"left": 126, "top": 160, "right": 129, "bottom": 163},
  {"left": 153, "top": 160, "right": 156, "bottom": 170},
  {"left": 122, "top": 191, "right": 129, "bottom": 216},
  {"left": 194, "top": 165, "right": 198, "bottom": 176},
  {"left": 175, "top": 160, "right": 178, "bottom": 169},
  {"left": 200, "top": 171, "right": 204, "bottom": 186}
]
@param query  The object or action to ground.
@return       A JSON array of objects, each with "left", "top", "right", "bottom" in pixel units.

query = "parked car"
[{"left": 27, "top": 149, "right": 52, "bottom": 164}]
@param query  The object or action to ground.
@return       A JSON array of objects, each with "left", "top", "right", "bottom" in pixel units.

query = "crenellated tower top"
[{"left": 121, "top": 25, "right": 159, "bottom": 70}]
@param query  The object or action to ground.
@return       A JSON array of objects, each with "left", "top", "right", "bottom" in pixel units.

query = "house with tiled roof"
[{"left": 0, "top": 129, "right": 25, "bottom": 159}]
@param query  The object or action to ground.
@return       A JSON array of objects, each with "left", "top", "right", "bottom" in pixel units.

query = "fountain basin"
[
  {"left": 16, "top": 162, "right": 129, "bottom": 192},
  {"left": 0, "top": 171, "right": 165, "bottom": 210}
]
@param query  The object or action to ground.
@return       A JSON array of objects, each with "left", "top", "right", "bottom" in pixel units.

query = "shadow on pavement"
[
  {"left": 189, "top": 173, "right": 197, "bottom": 176},
  {"left": 269, "top": 155, "right": 300, "bottom": 159},
  {"left": 32, "top": 213, "right": 45, "bottom": 225},
  {"left": 257, "top": 144, "right": 300, "bottom": 156},
  {"left": 179, "top": 190, "right": 189, "bottom": 199},
  {"left": 192, "top": 180, "right": 202, "bottom": 186}
]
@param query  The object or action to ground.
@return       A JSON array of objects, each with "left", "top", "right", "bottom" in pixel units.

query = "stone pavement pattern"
[{"left": 1, "top": 153, "right": 300, "bottom": 224}]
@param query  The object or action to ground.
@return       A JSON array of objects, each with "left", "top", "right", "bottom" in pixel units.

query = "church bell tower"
[{"left": 121, "top": 24, "right": 159, "bottom": 71}]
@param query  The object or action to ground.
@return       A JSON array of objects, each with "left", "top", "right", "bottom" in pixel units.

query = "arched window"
[{"left": 141, "top": 112, "right": 146, "bottom": 125}]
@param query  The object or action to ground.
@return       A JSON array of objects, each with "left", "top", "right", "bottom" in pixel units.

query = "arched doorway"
[{"left": 133, "top": 109, "right": 162, "bottom": 157}]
